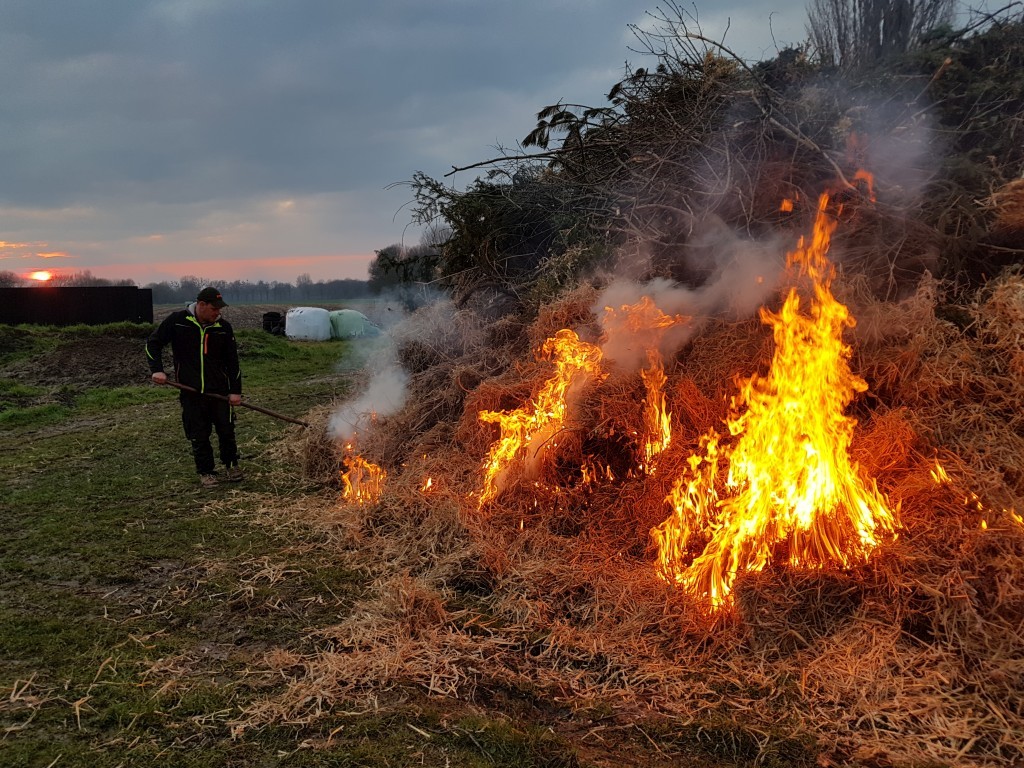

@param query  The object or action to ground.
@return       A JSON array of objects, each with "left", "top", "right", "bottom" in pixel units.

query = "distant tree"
[
  {"left": 178, "top": 276, "right": 206, "bottom": 301},
  {"left": 0, "top": 270, "right": 22, "bottom": 287},
  {"left": 807, "top": 0, "right": 956, "bottom": 68},
  {"left": 323, "top": 278, "right": 370, "bottom": 299},
  {"left": 271, "top": 281, "right": 293, "bottom": 302},
  {"left": 145, "top": 281, "right": 179, "bottom": 304},
  {"left": 367, "top": 243, "right": 440, "bottom": 293},
  {"left": 51, "top": 270, "right": 121, "bottom": 287}
]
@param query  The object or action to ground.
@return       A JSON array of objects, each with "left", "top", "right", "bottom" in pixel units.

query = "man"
[{"left": 146, "top": 286, "right": 244, "bottom": 488}]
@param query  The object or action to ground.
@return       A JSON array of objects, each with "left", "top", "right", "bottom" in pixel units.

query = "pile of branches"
[
  {"left": 232, "top": 8, "right": 1024, "bottom": 765},
  {"left": 238, "top": 263, "right": 1024, "bottom": 766},
  {"left": 407, "top": 4, "right": 1023, "bottom": 313}
]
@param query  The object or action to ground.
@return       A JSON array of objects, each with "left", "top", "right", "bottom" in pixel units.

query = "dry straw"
[
  {"left": 241, "top": 269, "right": 1024, "bottom": 766},
  {"left": 989, "top": 179, "right": 1024, "bottom": 237}
]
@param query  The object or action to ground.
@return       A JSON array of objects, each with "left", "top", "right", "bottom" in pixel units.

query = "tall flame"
[
  {"left": 478, "top": 329, "right": 605, "bottom": 506},
  {"left": 341, "top": 447, "right": 386, "bottom": 505},
  {"left": 602, "top": 297, "right": 688, "bottom": 474},
  {"left": 652, "top": 192, "right": 899, "bottom": 608},
  {"left": 640, "top": 348, "right": 672, "bottom": 472}
]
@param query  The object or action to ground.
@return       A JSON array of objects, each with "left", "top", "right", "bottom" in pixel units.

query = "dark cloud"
[
  {"left": 1, "top": 1, "right": 655, "bottom": 204},
  {"left": 0, "top": 1, "right": 805, "bottom": 282}
]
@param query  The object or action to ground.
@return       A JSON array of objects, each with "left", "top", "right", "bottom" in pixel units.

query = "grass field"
[{"left": 0, "top": 324, "right": 615, "bottom": 768}]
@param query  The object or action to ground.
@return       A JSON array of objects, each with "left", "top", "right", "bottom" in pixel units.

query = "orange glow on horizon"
[
  {"left": 79, "top": 253, "right": 373, "bottom": 285},
  {"left": 28, "top": 270, "right": 53, "bottom": 282}
]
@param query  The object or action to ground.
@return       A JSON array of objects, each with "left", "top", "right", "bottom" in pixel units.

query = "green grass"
[
  {"left": 0, "top": 323, "right": 594, "bottom": 768},
  {"left": 0, "top": 380, "right": 44, "bottom": 398},
  {"left": 0, "top": 323, "right": 803, "bottom": 768},
  {"left": 0, "top": 402, "right": 70, "bottom": 427}
]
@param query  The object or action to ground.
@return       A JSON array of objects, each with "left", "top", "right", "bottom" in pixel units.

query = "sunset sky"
[{"left": 0, "top": 1, "right": 813, "bottom": 286}]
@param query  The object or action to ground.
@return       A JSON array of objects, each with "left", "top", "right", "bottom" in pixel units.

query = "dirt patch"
[
  {"left": 2, "top": 304, "right": 346, "bottom": 391},
  {"left": 11, "top": 335, "right": 150, "bottom": 388},
  {"left": 2, "top": 302, "right": 382, "bottom": 397},
  {"left": 0, "top": 334, "right": 150, "bottom": 390}
]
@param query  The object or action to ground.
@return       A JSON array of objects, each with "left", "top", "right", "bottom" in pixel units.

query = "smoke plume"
[
  {"left": 597, "top": 232, "right": 786, "bottom": 372},
  {"left": 328, "top": 345, "right": 409, "bottom": 442}
]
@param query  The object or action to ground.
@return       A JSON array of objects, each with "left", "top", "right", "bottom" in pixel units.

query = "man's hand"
[
  {"left": 152, "top": 372, "right": 167, "bottom": 385},
  {"left": 229, "top": 394, "right": 242, "bottom": 406}
]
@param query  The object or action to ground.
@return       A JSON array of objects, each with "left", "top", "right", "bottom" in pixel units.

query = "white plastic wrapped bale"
[
  {"left": 284, "top": 307, "right": 332, "bottom": 341},
  {"left": 328, "top": 309, "right": 380, "bottom": 339}
]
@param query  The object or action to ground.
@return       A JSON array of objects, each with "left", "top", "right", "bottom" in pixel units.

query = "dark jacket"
[{"left": 146, "top": 307, "right": 242, "bottom": 395}]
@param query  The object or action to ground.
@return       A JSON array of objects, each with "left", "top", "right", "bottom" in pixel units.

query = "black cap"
[{"left": 197, "top": 287, "right": 227, "bottom": 308}]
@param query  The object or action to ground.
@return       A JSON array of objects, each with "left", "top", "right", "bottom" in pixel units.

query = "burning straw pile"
[{"left": 237, "top": 183, "right": 1024, "bottom": 766}]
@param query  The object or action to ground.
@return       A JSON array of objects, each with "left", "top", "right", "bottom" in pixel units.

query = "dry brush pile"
[
  {"left": 238, "top": 242, "right": 1024, "bottom": 767},
  {"left": 233, "top": 13, "right": 1024, "bottom": 766}
]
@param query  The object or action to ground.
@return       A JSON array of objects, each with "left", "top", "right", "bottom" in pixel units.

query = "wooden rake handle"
[{"left": 161, "top": 379, "right": 310, "bottom": 427}]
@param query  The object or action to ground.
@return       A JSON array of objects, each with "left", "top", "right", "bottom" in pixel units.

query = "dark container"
[
  {"left": 262, "top": 311, "right": 285, "bottom": 335},
  {"left": 0, "top": 286, "right": 154, "bottom": 326}
]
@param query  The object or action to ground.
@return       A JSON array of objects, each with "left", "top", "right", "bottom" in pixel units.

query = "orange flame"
[
  {"left": 779, "top": 199, "right": 794, "bottom": 212},
  {"left": 640, "top": 349, "right": 672, "bottom": 473},
  {"left": 930, "top": 461, "right": 951, "bottom": 485},
  {"left": 931, "top": 461, "right": 1021, "bottom": 529},
  {"left": 853, "top": 170, "right": 876, "bottom": 202},
  {"left": 602, "top": 297, "right": 687, "bottom": 473},
  {"left": 478, "top": 329, "right": 605, "bottom": 506},
  {"left": 581, "top": 460, "right": 616, "bottom": 486},
  {"left": 652, "top": 192, "right": 899, "bottom": 608},
  {"left": 341, "top": 448, "right": 386, "bottom": 505}
]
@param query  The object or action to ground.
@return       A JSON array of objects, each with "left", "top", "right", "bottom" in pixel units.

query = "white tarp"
[{"left": 285, "top": 307, "right": 332, "bottom": 341}]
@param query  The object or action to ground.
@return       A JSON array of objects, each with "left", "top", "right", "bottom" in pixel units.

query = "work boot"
[
  {"left": 225, "top": 466, "right": 244, "bottom": 482},
  {"left": 200, "top": 473, "right": 219, "bottom": 488}
]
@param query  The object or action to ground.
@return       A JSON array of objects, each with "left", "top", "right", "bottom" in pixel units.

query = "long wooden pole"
[{"left": 162, "top": 379, "right": 310, "bottom": 427}]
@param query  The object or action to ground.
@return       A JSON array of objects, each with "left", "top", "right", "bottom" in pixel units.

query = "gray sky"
[{"left": 0, "top": 1, "right": 810, "bottom": 285}]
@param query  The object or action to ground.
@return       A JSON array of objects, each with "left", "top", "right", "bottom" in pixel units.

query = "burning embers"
[
  {"left": 477, "top": 329, "right": 606, "bottom": 506},
  {"left": 342, "top": 180, "right": 901, "bottom": 612},
  {"left": 652, "top": 192, "right": 899, "bottom": 607},
  {"left": 475, "top": 299, "right": 685, "bottom": 506},
  {"left": 472, "top": 189, "right": 899, "bottom": 611},
  {"left": 602, "top": 296, "right": 688, "bottom": 475},
  {"left": 341, "top": 444, "right": 386, "bottom": 505}
]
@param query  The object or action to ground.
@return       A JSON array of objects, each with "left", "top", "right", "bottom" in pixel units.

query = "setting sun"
[{"left": 28, "top": 270, "right": 53, "bottom": 282}]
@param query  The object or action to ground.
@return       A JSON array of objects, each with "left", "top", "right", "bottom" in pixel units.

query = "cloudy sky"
[{"left": 0, "top": 1, "right": 810, "bottom": 286}]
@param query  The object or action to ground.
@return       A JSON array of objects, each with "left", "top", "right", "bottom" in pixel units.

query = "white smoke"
[
  {"left": 327, "top": 294, "right": 479, "bottom": 443},
  {"left": 596, "top": 232, "right": 786, "bottom": 372},
  {"left": 327, "top": 303, "right": 419, "bottom": 443},
  {"left": 328, "top": 343, "right": 409, "bottom": 442}
]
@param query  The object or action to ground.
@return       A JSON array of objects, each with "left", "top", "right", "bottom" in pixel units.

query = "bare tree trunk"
[{"left": 806, "top": 0, "right": 955, "bottom": 68}]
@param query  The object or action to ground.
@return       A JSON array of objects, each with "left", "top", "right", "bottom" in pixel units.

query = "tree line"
[
  {"left": 146, "top": 274, "right": 370, "bottom": 305},
  {"left": 0, "top": 270, "right": 371, "bottom": 304}
]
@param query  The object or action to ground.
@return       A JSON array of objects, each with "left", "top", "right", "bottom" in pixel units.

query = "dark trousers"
[{"left": 180, "top": 392, "right": 239, "bottom": 475}]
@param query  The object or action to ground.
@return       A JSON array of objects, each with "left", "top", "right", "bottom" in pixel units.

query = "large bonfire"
[
  {"left": 653, "top": 190, "right": 899, "bottom": 609},
  {"left": 245, "top": 166, "right": 1024, "bottom": 766}
]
